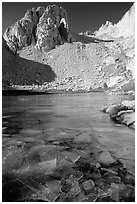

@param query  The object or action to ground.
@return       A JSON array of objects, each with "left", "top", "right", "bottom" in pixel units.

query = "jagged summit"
[
  {"left": 3, "top": 4, "right": 114, "bottom": 53},
  {"left": 94, "top": 3, "right": 135, "bottom": 39},
  {"left": 3, "top": 5, "right": 74, "bottom": 52}
]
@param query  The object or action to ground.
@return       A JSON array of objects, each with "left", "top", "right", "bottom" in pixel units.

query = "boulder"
[
  {"left": 106, "top": 105, "right": 119, "bottom": 116},
  {"left": 117, "top": 110, "right": 135, "bottom": 126},
  {"left": 103, "top": 100, "right": 135, "bottom": 128},
  {"left": 121, "top": 100, "right": 135, "bottom": 110}
]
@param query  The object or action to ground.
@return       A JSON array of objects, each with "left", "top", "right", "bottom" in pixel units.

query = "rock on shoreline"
[{"left": 102, "top": 100, "right": 135, "bottom": 128}]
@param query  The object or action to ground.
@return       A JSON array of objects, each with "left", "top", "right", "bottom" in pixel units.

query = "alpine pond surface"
[{"left": 2, "top": 92, "right": 135, "bottom": 202}]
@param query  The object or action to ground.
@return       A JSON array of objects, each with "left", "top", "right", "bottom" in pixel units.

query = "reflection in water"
[{"left": 2, "top": 92, "right": 135, "bottom": 201}]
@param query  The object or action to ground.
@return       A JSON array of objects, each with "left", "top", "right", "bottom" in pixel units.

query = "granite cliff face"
[
  {"left": 3, "top": 5, "right": 74, "bottom": 52},
  {"left": 36, "top": 5, "right": 74, "bottom": 52}
]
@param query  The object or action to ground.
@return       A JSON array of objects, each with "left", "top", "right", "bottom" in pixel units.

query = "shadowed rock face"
[
  {"left": 3, "top": 5, "right": 74, "bottom": 52},
  {"left": 2, "top": 38, "right": 56, "bottom": 86}
]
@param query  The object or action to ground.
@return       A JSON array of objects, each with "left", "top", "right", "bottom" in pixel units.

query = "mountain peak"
[
  {"left": 3, "top": 4, "right": 74, "bottom": 52},
  {"left": 94, "top": 3, "right": 135, "bottom": 38}
]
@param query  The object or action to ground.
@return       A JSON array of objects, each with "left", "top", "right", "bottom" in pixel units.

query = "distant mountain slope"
[{"left": 94, "top": 3, "right": 135, "bottom": 39}]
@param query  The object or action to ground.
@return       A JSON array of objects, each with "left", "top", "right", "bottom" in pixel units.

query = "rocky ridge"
[{"left": 94, "top": 4, "right": 135, "bottom": 39}]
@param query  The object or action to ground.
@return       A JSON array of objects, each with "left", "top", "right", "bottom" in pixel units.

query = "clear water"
[{"left": 2, "top": 92, "right": 135, "bottom": 201}]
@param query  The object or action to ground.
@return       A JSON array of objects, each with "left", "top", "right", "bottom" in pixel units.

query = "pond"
[{"left": 2, "top": 92, "right": 135, "bottom": 201}]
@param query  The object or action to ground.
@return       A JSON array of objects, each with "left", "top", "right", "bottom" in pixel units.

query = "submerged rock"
[
  {"left": 82, "top": 179, "right": 95, "bottom": 193},
  {"left": 120, "top": 184, "right": 135, "bottom": 201},
  {"left": 107, "top": 176, "right": 121, "bottom": 183},
  {"left": 109, "top": 182, "right": 135, "bottom": 202},
  {"left": 74, "top": 133, "right": 91, "bottom": 143},
  {"left": 67, "top": 176, "right": 81, "bottom": 198},
  {"left": 46, "top": 180, "right": 61, "bottom": 195},
  {"left": 109, "top": 182, "right": 125, "bottom": 202},
  {"left": 98, "top": 151, "right": 116, "bottom": 166}
]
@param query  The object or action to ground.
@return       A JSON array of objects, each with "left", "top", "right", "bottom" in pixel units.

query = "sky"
[{"left": 2, "top": 2, "right": 134, "bottom": 34}]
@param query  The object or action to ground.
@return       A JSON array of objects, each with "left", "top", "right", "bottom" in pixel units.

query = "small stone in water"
[
  {"left": 110, "top": 182, "right": 125, "bottom": 202},
  {"left": 36, "top": 188, "right": 58, "bottom": 202},
  {"left": 124, "top": 173, "right": 135, "bottom": 185},
  {"left": 87, "top": 193, "right": 98, "bottom": 202},
  {"left": 57, "top": 192, "right": 67, "bottom": 202},
  {"left": 96, "top": 162, "right": 101, "bottom": 169},
  {"left": 82, "top": 180, "right": 95, "bottom": 193},
  {"left": 46, "top": 180, "right": 61, "bottom": 195},
  {"left": 71, "top": 191, "right": 88, "bottom": 202},
  {"left": 50, "top": 165, "right": 73, "bottom": 179},
  {"left": 120, "top": 185, "right": 135, "bottom": 202},
  {"left": 86, "top": 171, "right": 101, "bottom": 180},
  {"left": 58, "top": 158, "right": 72, "bottom": 168},
  {"left": 68, "top": 181, "right": 81, "bottom": 197},
  {"left": 74, "top": 133, "right": 91, "bottom": 143},
  {"left": 38, "top": 158, "right": 57, "bottom": 171},
  {"left": 61, "top": 178, "right": 72, "bottom": 193},
  {"left": 52, "top": 141, "right": 60, "bottom": 145},
  {"left": 62, "top": 151, "right": 80, "bottom": 163},
  {"left": 98, "top": 151, "right": 116, "bottom": 166},
  {"left": 101, "top": 167, "right": 118, "bottom": 175},
  {"left": 73, "top": 171, "right": 83, "bottom": 181},
  {"left": 94, "top": 179, "right": 106, "bottom": 188},
  {"left": 108, "top": 176, "right": 121, "bottom": 183}
]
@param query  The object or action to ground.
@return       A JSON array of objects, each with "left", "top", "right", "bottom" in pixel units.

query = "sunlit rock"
[
  {"left": 36, "top": 5, "right": 74, "bottom": 52},
  {"left": 106, "top": 104, "right": 119, "bottom": 116},
  {"left": 94, "top": 4, "right": 135, "bottom": 38},
  {"left": 3, "top": 5, "right": 74, "bottom": 53},
  {"left": 117, "top": 110, "right": 135, "bottom": 126}
]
